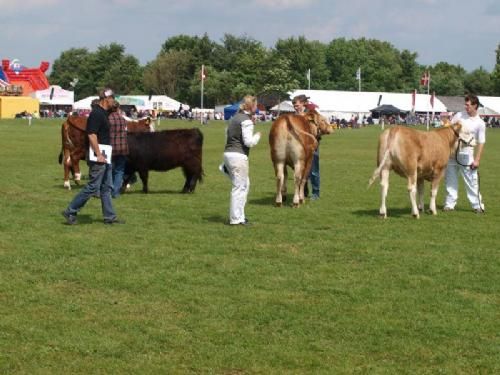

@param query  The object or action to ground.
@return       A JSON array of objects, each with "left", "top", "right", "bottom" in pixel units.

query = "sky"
[{"left": 1, "top": 0, "right": 499, "bottom": 73}]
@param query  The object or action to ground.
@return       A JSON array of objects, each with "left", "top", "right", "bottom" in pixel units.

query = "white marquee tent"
[
  {"left": 72, "top": 95, "right": 188, "bottom": 111},
  {"left": 288, "top": 90, "right": 447, "bottom": 120},
  {"left": 31, "top": 85, "right": 74, "bottom": 106},
  {"left": 478, "top": 96, "right": 500, "bottom": 116}
]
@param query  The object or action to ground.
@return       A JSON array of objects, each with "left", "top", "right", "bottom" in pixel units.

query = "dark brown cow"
[
  {"left": 59, "top": 115, "right": 152, "bottom": 189},
  {"left": 124, "top": 128, "right": 204, "bottom": 193},
  {"left": 269, "top": 110, "right": 333, "bottom": 207},
  {"left": 368, "top": 123, "right": 462, "bottom": 218}
]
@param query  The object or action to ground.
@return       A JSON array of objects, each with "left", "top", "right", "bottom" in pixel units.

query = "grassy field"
[{"left": 0, "top": 117, "right": 498, "bottom": 373}]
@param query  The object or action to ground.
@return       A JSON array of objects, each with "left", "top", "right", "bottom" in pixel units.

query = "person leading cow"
[{"left": 62, "top": 88, "right": 125, "bottom": 225}]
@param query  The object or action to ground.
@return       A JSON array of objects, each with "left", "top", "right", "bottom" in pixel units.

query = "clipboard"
[{"left": 89, "top": 144, "right": 112, "bottom": 164}]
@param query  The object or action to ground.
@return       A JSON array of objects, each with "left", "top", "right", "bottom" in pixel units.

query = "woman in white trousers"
[{"left": 222, "top": 96, "right": 261, "bottom": 225}]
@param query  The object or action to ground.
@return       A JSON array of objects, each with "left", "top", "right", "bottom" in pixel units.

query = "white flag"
[
  {"left": 306, "top": 69, "right": 311, "bottom": 81},
  {"left": 355, "top": 67, "right": 361, "bottom": 81}
]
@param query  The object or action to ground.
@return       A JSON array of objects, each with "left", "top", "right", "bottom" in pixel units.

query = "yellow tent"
[{"left": 0, "top": 96, "right": 39, "bottom": 119}]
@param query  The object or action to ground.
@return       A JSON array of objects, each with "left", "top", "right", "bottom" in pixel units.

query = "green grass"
[{"left": 0, "top": 118, "right": 498, "bottom": 373}]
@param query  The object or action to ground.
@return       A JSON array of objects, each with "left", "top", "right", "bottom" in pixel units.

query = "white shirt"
[{"left": 451, "top": 111, "right": 485, "bottom": 154}]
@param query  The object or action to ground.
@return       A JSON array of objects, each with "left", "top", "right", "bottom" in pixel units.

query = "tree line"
[{"left": 49, "top": 34, "right": 500, "bottom": 106}]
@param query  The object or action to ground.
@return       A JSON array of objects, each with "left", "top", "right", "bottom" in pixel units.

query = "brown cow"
[
  {"left": 368, "top": 124, "right": 462, "bottom": 218},
  {"left": 59, "top": 115, "right": 152, "bottom": 189},
  {"left": 269, "top": 109, "right": 333, "bottom": 207}
]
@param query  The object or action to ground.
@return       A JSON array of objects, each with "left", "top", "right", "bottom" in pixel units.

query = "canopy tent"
[
  {"left": 288, "top": 90, "right": 447, "bottom": 120},
  {"left": 72, "top": 96, "right": 98, "bottom": 110},
  {"left": 478, "top": 96, "right": 500, "bottom": 117},
  {"left": 478, "top": 106, "right": 500, "bottom": 117},
  {"left": 270, "top": 100, "right": 295, "bottom": 112},
  {"left": 370, "top": 104, "right": 405, "bottom": 116},
  {"left": 72, "top": 95, "right": 189, "bottom": 112},
  {"left": 31, "top": 85, "right": 74, "bottom": 105}
]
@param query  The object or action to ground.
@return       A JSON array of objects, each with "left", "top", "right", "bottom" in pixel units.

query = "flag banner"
[
  {"left": 306, "top": 69, "right": 310, "bottom": 81},
  {"left": 356, "top": 67, "right": 361, "bottom": 80},
  {"left": 200, "top": 65, "right": 206, "bottom": 81},
  {"left": 420, "top": 71, "right": 430, "bottom": 86}
]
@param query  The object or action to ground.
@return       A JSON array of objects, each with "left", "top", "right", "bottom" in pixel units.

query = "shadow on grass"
[
  {"left": 60, "top": 214, "right": 93, "bottom": 225},
  {"left": 123, "top": 189, "right": 184, "bottom": 195},
  {"left": 352, "top": 207, "right": 414, "bottom": 218},
  {"left": 249, "top": 195, "right": 279, "bottom": 206},
  {"left": 203, "top": 215, "right": 227, "bottom": 224}
]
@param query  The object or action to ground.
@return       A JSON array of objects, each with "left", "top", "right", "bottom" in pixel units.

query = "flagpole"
[
  {"left": 200, "top": 64, "right": 204, "bottom": 124},
  {"left": 307, "top": 68, "right": 311, "bottom": 90},
  {"left": 426, "top": 71, "right": 430, "bottom": 131},
  {"left": 359, "top": 68, "right": 361, "bottom": 92}
]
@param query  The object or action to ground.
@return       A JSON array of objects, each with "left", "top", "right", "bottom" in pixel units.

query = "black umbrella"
[{"left": 370, "top": 104, "right": 404, "bottom": 115}]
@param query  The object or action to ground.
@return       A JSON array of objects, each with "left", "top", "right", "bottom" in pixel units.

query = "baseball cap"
[{"left": 99, "top": 88, "right": 115, "bottom": 99}]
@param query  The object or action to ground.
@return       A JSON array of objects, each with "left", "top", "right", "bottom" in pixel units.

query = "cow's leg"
[
  {"left": 282, "top": 167, "right": 287, "bottom": 202},
  {"left": 417, "top": 178, "right": 425, "bottom": 212},
  {"left": 274, "top": 163, "right": 285, "bottom": 207},
  {"left": 408, "top": 172, "right": 419, "bottom": 218},
  {"left": 138, "top": 170, "right": 149, "bottom": 193},
  {"left": 63, "top": 152, "right": 72, "bottom": 190},
  {"left": 71, "top": 156, "right": 81, "bottom": 185},
  {"left": 182, "top": 161, "right": 202, "bottom": 193},
  {"left": 292, "top": 161, "right": 303, "bottom": 207},
  {"left": 429, "top": 173, "right": 444, "bottom": 215},
  {"left": 379, "top": 168, "right": 390, "bottom": 218}
]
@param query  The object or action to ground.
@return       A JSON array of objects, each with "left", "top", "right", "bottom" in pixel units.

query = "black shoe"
[
  {"left": 104, "top": 218, "right": 126, "bottom": 225},
  {"left": 62, "top": 210, "right": 77, "bottom": 225}
]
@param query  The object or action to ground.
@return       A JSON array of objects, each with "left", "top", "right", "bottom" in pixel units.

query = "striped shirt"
[{"left": 108, "top": 111, "right": 129, "bottom": 156}]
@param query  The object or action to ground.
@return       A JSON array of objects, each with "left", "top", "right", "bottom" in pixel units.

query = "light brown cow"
[
  {"left": 368, "top": 124, "right": 461, "bottom": 218},
  {"left": 269, "top": 109, "right": 333, "bottom": 207},
  {"left": 59, "top": 115, "right": 152, "bottom": 189}
]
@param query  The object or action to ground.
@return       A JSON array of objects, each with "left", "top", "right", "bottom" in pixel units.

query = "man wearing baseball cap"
[{"left": 62, "top": 88, "right": 125, "bottom": 225}]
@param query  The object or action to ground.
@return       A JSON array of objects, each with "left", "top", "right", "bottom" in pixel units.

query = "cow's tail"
[
  {"left": 284, "top": 115, "right": 317, "bottom": 147},
  {"left": 368, "top": 129, "right": 392, "bottom": 188},
  {"left": 58, "top": 150, "right": 63, "bottom": 164},
  {"left": 368, "top": 149, "right": 390, "bottom": 187}
]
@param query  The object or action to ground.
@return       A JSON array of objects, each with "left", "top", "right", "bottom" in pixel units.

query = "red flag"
[
  {"left": 430, "top": 91, "right": 435, "bottom": 108},
  {"left": 200, "top": 65, "right": 206, "bottom": 81},
  {"left": 420, "top": 71, "right": 430, "bottom": 86}
]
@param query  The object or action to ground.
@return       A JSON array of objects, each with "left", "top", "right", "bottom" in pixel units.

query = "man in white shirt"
[{"left": 443, "top": 94, "right": 485, "bottom": 213}]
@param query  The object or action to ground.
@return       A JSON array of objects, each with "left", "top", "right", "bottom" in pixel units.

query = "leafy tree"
[
  {"left": 325, "top": 38, "right": 405, "bottom": 92},
  {"left": 274, "top": 36, "right": 330, "bottom": 89},
  {"left": 464, "top": 67, "right": 493, "bottom": 96},
  {"left": 143, "top": 50, "right": 192, "bottom": 98},
  {"left": 491, "top": 44, "right": 500, "bottom": 95},
  {"left": 428, "top": 62, "right": 466, "bottom": 96},
  {"left": 49, "top": 48, "right": 93, "bottom": 100},
  {"left": 100, "top": 55, "right": 143, "bottom": 95}
]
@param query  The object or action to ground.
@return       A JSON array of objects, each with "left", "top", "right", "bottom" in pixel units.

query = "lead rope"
[{"left": 454, "top": 138, "right": 484, "bottom": 213}]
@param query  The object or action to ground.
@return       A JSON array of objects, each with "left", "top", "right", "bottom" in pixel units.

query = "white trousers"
[
  {"left": 444, "top": 158, "right": 484, "bottom": 210},
  {"left": 224, "top": 152, "right": 250, "bottom": 224}
]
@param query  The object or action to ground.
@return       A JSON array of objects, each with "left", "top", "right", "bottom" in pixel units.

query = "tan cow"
[
  {"left": 368, "top": 124, "right": 461, "bottom": 218},
  {"left": 269, "top": 109, "right": 333, "bottom": 207},
  {"left": 59, "top": 115, "right": 152, "bottom": 189}
]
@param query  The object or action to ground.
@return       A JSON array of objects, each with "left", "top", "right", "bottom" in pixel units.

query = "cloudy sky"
[{"left": 1, "top": 0, "right": 499, "bottom": 73}]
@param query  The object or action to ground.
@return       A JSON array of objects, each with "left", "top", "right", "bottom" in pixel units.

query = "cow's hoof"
[
  {"left": 74, "top": 180, "right": 81, "bottom": 185},
  {"left": 275, "top": 202, "right": 282, "bottom": 207},
  {"left": 299, "top": 199, "right": 304, "bottom": 204},
  {"left": 412, "top": 214, "right": 420, "bottom": 219},
  {"left": 379, "top": 213, "right": 387, "bottom": 219},
  {"left": 293, "top": 203, "right": 299, "bottom": 208}
]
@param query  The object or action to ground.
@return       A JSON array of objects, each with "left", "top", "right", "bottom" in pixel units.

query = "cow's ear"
[{"left": 453, "top": 122, "right": 462, "bottom": 132}]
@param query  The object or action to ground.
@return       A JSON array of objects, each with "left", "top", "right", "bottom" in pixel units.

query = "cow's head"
[{"left": 305, "top": 109, "right": 334, "bottom": 136}]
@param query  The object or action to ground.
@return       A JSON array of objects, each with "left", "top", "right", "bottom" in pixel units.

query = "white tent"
[
  {"left": 288, "top": 90, "right": 447, "bottom": 120},
  {"left": 73, "top": 96, "right": 98, "bottom": 110},
  {"left": 31, "top": 85, "right": 74, "bottom": 106},
  {"left": 271, "top": 101, "right": 295, "bottom": 112},
  {"left": 117, "top": 95, "right": 189, "bottom": 112},
  {"left": 478, "top": 96, "right": 500, "bottom": 116}
]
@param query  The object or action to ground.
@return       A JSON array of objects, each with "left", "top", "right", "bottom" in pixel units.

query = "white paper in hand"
[{"left": 89, "top": 144, "right": 112, "bottom": 164}]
